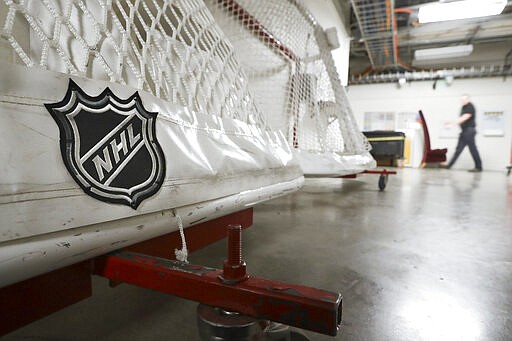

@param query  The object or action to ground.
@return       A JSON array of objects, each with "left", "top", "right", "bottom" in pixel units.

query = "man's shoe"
[{"left": 468, "top": 168, "right": 482, "bottom": 172}]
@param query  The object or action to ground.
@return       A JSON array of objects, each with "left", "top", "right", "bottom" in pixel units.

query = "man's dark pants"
[{"left": 447, "top": 127, "right": 482, "bottom": 169}]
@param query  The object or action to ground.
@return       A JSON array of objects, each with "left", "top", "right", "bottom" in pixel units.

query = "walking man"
[{"left": 443, "top": 94, "right": 482, "bottom": 172}]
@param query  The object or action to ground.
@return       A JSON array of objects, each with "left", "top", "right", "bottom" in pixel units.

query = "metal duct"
[
  {"left": 349, "top": 64, "right": 512, "bottom": 84},
  {"left": 350, "top": 0, "right": 397, "bottom": 68}
]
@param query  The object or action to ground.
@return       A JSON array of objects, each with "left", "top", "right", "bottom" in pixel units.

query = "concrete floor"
[{"left": 4, "top": 168, "right": 512, "bottom": 340}]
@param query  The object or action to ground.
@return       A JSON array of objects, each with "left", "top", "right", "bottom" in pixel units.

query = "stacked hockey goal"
[
  {"left": 206, "top": 0, "right": 376, "bottom": 176},
  {"left": 0, "top": 0, "right": 374, "bottom": 178}
]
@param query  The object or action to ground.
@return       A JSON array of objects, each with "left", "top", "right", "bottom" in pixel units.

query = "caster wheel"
[{"left": 378, "top": 174, "right": 388, "bottom": 191}]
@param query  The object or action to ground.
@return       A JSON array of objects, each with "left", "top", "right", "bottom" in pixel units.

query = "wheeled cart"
[{"left": 340, "top": 169, "right": 398, "bottom": 191}]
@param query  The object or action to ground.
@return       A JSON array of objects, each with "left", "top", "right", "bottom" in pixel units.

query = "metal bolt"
[
  {"left": 219, "top": 224, "right": 248, "bottom": 284},
  {"left": 227, "top": 224, "right": 242, "bottom": 266}
]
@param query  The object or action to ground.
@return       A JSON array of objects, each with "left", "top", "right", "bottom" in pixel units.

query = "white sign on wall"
[
  {"left": 396, "top": 112, "right": 419, "bottom": 130},
  {"left": 363, "top": 112, "right": 395, "bottom": 131},
  {"left": 482, "top": 111, "right": 505, "bottom": 137}
]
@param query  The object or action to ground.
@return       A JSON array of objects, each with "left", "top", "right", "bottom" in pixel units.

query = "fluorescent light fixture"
[
  {"left": 414, "top": 44, "right": 474, "bottom": 61},
  {"left": 418, "top": 0, "right": 507, "bottom": 23}
]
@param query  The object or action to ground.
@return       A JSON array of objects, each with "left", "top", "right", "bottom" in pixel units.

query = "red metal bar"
[
  {"left": 0, "top": 261, "right": 92, "bottom": 336},
  {"left": 94, "top": 251, "right": 342, "bottom": 336},
  {"left": 338, "top": 173, "right": 358, "bottom": 179},
  {"left": 363, "top": 169, "right": 397, "bottom": 175},
  {"left": 338, "top": 169, "right": 396, "bottom": 179},
  {"left": 0, "top": 209, "right": 253, "bottom": 335}
]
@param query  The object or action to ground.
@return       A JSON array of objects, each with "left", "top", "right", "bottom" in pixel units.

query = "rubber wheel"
[{"left": 378, "top": 174, "right": 388, "bottom": 191}]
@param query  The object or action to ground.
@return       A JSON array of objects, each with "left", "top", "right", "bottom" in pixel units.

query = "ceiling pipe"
[{"left": 349, "top": 64, "right": 512, "bottom": 84}]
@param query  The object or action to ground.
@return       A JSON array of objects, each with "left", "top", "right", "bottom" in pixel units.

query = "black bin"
[{"left": 363, "top": 131, "right": 405, "bottom": 166}]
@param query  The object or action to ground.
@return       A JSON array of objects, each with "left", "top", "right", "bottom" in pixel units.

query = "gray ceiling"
[{"left": 346, "top": 0, "right": 512, "bottom": 84}]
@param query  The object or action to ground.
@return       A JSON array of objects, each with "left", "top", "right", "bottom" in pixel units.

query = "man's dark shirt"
[{"left": 460, "top": 102, "right": 476, "bottom": 129}]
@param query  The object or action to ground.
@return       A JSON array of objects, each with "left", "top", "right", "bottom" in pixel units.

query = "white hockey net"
[
  {"left": 0, "top": 0, "right": 266, "bottom": 127},
  {"left": 205, "top": 0, "right": 371, "bottom": 155}
]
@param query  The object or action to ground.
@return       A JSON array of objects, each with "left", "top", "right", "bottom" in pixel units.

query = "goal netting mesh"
[
  {"left": 0, "top": 0, "right": 267, "bottom": 128},
  {"left": 0, "top": 0, "right": 372, "bottom": 176},
  {"left": 205, "top": 0, "right": 372, "bottom": 162}
]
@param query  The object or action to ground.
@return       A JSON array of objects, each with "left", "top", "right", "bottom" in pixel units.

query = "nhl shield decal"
[{"left": 45, "top": 80, "right": 165, "bottom": 209}]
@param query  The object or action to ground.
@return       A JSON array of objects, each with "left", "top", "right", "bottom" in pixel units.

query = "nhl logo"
[{"left": 46, "top": 80, "right": 166, "bottom": 209}]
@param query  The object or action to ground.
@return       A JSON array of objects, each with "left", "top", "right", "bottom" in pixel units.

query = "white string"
[{"left": 173, "top": 211, "right": 189, "bottom": 263}]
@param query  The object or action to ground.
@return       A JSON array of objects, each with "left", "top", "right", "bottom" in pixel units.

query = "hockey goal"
[
  {"left": 206, "top": 0, "right": 375, "bottom": 175},
  {"left": 0, "top": 0, "right": 303, "bottom": 287}
]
